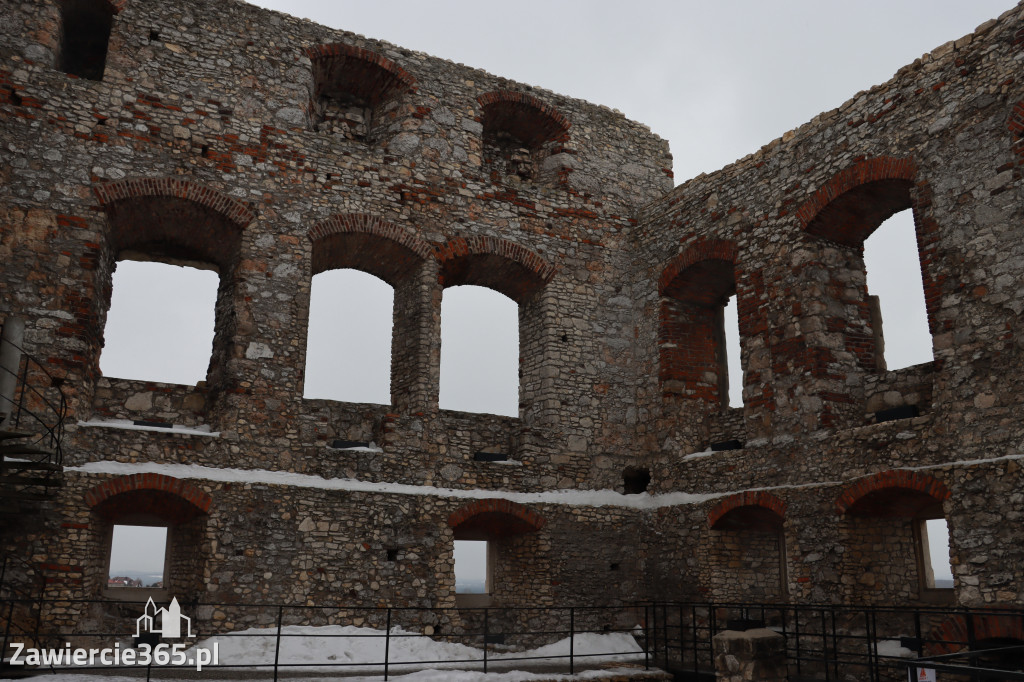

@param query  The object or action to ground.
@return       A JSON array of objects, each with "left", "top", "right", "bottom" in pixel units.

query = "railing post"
[
  {"left": 384, "top": 608, "right": 391, "bottom": 681},
  {"left": 691, "top": 604, "right": 699, "bottom": 674},
  {"left": 643, "top": 604, "right": 650, "bottom": 670},
  {"left": 273, "top": 605, "right": 283, "bottom": 682},
  {"left": 482, "top": 608, "right": 488, "bottom": 674},
  {"left": 569, "top": 607, "right": 575, "bottom": 675}
]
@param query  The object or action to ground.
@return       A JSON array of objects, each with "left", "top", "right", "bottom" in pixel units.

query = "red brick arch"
[
  {"left": 927, "top": 612, "right": 1024, "bottom": 655},
  {"left": 309, "top": 213, "right": 434, "bottom": 284},
  {"left": 305, "top": 43, "right": 417, "bottom": 105},
  {"left": 707, "top": 491, "right": 787, "bottom": 530},
  {"left": 796, "top": 156, "right": 918, "bottom": 246},
  {"left": 477, "top": 90, "right": 571, "bottom": 148},
  {"left": 659, "top": 238, "right": 739, "bottom": 300},
  {"left": 434, "top": 235, "right": 555, "bottom": 303},
  {"left": 93, "top": 178, "right": 255, "bottom": 229},
  {"left": 85, "top": 474, "right": 212, "bottom": 523},
  {"left": 448, "top": 499, "right": 545, "bottom": 538},
  {"left": 835, "top": 470, "right": 950, "bottom": 516}
]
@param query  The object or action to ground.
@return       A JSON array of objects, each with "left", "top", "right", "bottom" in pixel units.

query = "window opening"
[
  {"left": 863, "top": 209, "right": 933, "bottom": 370},
  {"left": 440, "top": 285, "right": 518, "bottom": 417},
  {"left": 100, "top": 260, "right": 218, "bottom": 385},
  {"left": 723, "top": 295, "right": 742, "bottom": 407},
  {"left": 454, "top": 540, "right": 488, "bottom": 594},
  {"left": 107, "top": 524, "right": 168, "bottom": 589},
  {"left": 921, "top": 518, "right": 953, "bottom": 589},
  {"left": 622, "top": 466, "right": 651, "bottom": 494},
  {"left": 58, "top": 0, "right": 115, "bottom": 81},
  {"left": 304, "top": 269, "right": 393, "bottom": 405}
]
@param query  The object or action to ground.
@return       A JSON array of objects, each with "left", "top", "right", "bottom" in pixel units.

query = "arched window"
[
  {"left": 304, "top": 269, "right": 393, "bottom": 405},
  {"left": 439, "top": 285, "right": 519, "bottom": 417},
  {"left": 306, "top": 44, "right": 416, "bottom": 143},
  {"left": 478, "top": 91, "right": 571, "bottom": 184},
  {"left": 58, "top": 0, "right": 116, "bottom": 81},
  {"left": 100, "top": 260, "right": 218, "bottom": 385},
  {"left": 94, "top": 179, "right": 251, "bottom": 393}
]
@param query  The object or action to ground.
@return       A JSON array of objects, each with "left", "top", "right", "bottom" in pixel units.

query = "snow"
[
  {"left": 77, "top": 418, "right": 220, "bottom": 437},
  {"left": 874, "top": 639, "right": 916, "bottom": 658},
  {"left": 0, "top": 626, "right": 649, "bottom": 682},
  {"left": 681, "top": 449, "right": 713, "bottom": 461},
  {"left": 67, "top": 460, "right": 718, "bottom": 509}
]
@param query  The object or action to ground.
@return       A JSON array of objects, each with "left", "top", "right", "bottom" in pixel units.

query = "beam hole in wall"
[
  {"left": 304, "top": 269, "right": 393, "bottom": 405},
  {"left": 622, "top": 466, "right": 651, "bottom": 494},
  {"left": 100, "top": 260, "right": 218, "bottom": 385},
  {"left": 863, "top": 209, "right": 934, "bottom": 370},
  {"left": 440, "top": 285, "right": 518, "bottom": 417},
  {"left": 58, "top": 0, "right": 115, "bottom": 81}
]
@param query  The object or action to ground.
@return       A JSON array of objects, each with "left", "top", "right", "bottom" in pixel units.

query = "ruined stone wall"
[{"left": 2, "top": 0, "right": 1024, "bottom": 645}]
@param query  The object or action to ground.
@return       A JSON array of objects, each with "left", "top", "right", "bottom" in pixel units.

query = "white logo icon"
[{"left": 135, "top": 597, "right": 195, "bottom": 639}]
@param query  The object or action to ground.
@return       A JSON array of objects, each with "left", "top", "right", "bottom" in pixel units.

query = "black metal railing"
[
  {"left": 642, "top": 601, "right": 1024, "bottom": 681},
  {"left": 0, "top": 598, "right": 649, "bottom": 680},
  {"left": 0, "top": 337, "right": 67, "bottom": 471}
]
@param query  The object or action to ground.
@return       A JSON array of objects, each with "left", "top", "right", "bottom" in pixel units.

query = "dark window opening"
[
  {"left": 58, "top": 0, "right": 115, "bottom": 81},
  {"left": 623, "top": 466, "right": 651, "bottom": 495}
]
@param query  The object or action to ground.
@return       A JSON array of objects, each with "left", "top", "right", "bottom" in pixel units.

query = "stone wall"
[{"left": 2, "top": 0, "right": 1024, "bottom": 653}]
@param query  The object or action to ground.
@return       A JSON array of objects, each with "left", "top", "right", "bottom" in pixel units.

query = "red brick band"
[
  {"left": 659, "top": 239, "right": 738, "bottom": 296},
  {"left": 835, "top": 470, "right": 949, "bottom": 515},
  {"left": 477, "top": 90, "right": 571, "bottom": 147},
  {"left": 84, "top": 473, "right": 212, "bottom": 514},
  {"left": 308, "top": 213, "right": 433, "bottom": 261},
  {"left": 796, "top": 156, "right": 918, "bottom": 233},
  {"left": 707, "top": 491, "right": 787, "bottom": 529},
  {"left": 93, "top": 177, "right": 255, "bottom": 229},
  {"left": 448, "top": 498, "right": 546, "bottom": 532}
]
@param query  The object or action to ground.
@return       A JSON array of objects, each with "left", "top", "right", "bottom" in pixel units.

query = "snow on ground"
[{"left": 0, "top": 626, "right": 648, "bottom": 681}]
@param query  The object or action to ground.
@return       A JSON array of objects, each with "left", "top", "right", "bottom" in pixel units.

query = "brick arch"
[
  {"left": 434, "top": 235, "right": 555, "bottom": 303},
  {"left": 85, "top": 474, "right": 212, "bottom": 524},
  {"left": 707, "top": 491, "right": 787, "bottom": 530},
  {"left": 308, "top": 213, "right": 434, "bottom": 284},
  {"left": 835, "top": 470, "right": 950, "bottom": 516},
  {"left": 797, "top": 156, "right": 918, "bottom": 246},
  {"left": 94, "top": 178, "right": 252, "bottom": 271},
  {"left": 927, "top": 612, "right": 1024, "bottom": 655},
  {"left": 477, "top": 90, "right": 571, "bottom": 148},
  {"left": 659, "top": 239, "right": 739, "bottom": 301},
  {"left": 448, "top": 499, "right": 546, "bottom": 538},
  {"left": 305, "top": 43, "right": 417, "bottom": 107}
]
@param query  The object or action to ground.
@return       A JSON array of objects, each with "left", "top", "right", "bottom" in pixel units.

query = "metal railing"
[
  {"left": 0, "top": 337, "right": 66, "bottom": 471},
  {"left": 0, "top": 598, "right": 650, "bottom": 680},
  {"left": 642, "top": 601, "right": 1024, "bottom": 681},
  {"left": 0, "top": 556, "right": 46, "bottom": 661}
]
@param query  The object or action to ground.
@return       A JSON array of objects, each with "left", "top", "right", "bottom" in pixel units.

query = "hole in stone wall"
[
  {"left": 454, "top": 540, "right": 488, "bottom": 594},
  {"left": 622, "top": 466, "right": 651, "bottom": 495},
  {"left": 863, "top": 209, "right": 933, "bottom": 370},
  {"left": 58, "top": 0, "right": 115, "bottom": 81},
  {"left": 440, "top": 285, "right": 518, "bottom": 417},
  {"left": 386, "top": 548, "right": 399, "bottom": 562},
  {"left": 107, "top": 524, "right": 168, "bottom": 589},
  {"left": 100, "top": 260, "right": 218, "bottom": 385},
  {"left": 148, "top": 29, "right": 160, "bottom": 42},
  {"left": 921, "top": 518, "right": 953, "bottom": 589},
  {"left": 304, "top": 269, "right": 393, "bottom": 405},
  {"left": 724, "top": 295, "right": 743, "bottom": 408}
]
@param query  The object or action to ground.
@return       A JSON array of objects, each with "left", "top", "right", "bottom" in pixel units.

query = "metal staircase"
[{"left": 0, "top": 324, "right": 66, "bottom": 519}]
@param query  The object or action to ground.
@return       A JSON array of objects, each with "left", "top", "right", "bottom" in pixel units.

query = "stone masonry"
[{"left": 2, "top": 0, "right": 1024, "bottom": 654}]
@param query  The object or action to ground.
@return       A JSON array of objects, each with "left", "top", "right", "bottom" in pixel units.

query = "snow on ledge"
[
  {"left": 77, "top": 419, "right": 220, "bottom": 437},
  {"left": 67, "top": 460, "right": 717, "bottom": 510}
]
